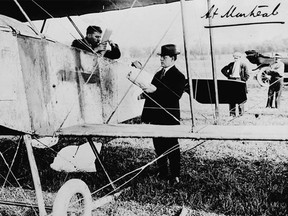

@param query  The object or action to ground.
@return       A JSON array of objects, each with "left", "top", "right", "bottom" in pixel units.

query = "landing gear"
[
  {"left": 256, "top": 66, "right": 270, "bottom": 87},
  {"left": 52, "top": 179, "right": 92, "bottom": 216}
]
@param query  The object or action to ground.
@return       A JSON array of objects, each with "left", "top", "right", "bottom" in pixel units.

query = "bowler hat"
[{"left": 157, "top": 44, "right": 180, "bottom": 56}]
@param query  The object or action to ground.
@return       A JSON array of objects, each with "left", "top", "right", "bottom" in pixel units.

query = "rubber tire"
[
  {"left": 256, "top": 66, "right": 270, "bottom": 87},
  {"left": 52, "top": 179, "right": 92, "bottom": 216}
]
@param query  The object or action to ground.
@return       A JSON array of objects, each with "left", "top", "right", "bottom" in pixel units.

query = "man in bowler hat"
[{"left": 133, "top": 44, "right": 186, "bottom": 185}]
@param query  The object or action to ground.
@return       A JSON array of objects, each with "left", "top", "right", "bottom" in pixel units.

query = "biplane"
[{"left": 0, "top": 0, "right": 288, "bottom": 215}]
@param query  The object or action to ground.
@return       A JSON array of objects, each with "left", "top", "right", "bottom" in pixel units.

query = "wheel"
[
  {"left": 256, "top": 66, "right": 270, "bottom": 87},
  {"left": 52, "top": 179, "right": 92, "bottom": 216}
]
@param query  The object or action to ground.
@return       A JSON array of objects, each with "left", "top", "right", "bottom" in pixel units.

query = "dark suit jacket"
[
  {"left": 71, "top": 38, "right": 121, "bottom": 60},
  {"left": 141, "top": 65, "right": 186, "bottom": 125}
]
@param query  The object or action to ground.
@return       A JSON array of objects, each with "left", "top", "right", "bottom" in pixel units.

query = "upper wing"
[{"left": 0, "top": 0, "right": 180, "bottom": 22}]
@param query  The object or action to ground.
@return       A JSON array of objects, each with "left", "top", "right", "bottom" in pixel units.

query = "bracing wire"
[
  {"left": 2, "top": 137, "right": 21, "bottom": 188},
  {"left": 89, "top": 139, "right": 208, "bottom": 198},
  {"left": 29, "top": 0, "right": 107, "bottom": 132},
  {"left": 31, "top": 0, "right": 96, "bottom": 53},
  {"left": 126, "top": 78, "right": 182, "bottom": 124},
  {"left": 8, "top": 1, "right": 288, "bottom": 214},
  {"left": 31, "top": 0, "right": 177, "bottom": 130},
  {"left": 90, "top": 142, "right": 180, "bottom": 197},
  {"left": 31, "top": 0, "right": 184, "bottom": 128},
  {"left": 0, "top": 173, "right": 14, "bottom": 189},
  {"left": 130, "top": 0, "right": 139, "bottom": 8},
  {"left": 0, "top": 152, "right": 38, "bottom": 214},
  {"left": 64, "top": 137, "right": 209, "bottom": 213},
  {"left": 56, "top": 60, "right": 100, "bottom": 131},
  {"left": 18, "top": 0, "right": 188, "bottom": 211},
  {"left": 105, "top": 10, "right": 181, "bottom": 123},
  {"left": 23, "top": 1, "right": 288, "bottom": 127}
]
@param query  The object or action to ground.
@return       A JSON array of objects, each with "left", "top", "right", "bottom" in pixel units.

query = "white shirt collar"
[{"left": 163, "top": 64, "right": 174, "bottom": 73}]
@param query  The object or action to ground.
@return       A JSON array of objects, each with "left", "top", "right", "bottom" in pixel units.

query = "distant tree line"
[{"left": 123, "top": 38, "right": 288, "bottom": 58}]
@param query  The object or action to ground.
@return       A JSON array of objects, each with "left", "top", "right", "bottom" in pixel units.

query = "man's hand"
[
  {"left": 131, "top": 61, "right": 142, "bottom": 69},
  {"left": 107, "top": 40, "right": 116, "bottom": 47},
  {"left": 94, "top": 42, "right": 107, "bottom": 53},
  {"left": 137, "top": 93, "right": 145, "bottom": 100},
  {"left": 142, "top": 85, "right": 156, "bottom": 93}
]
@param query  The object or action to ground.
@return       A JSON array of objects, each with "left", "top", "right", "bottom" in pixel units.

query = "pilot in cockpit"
[{"left": 71, "top": 25, "right": 121, "bottom": 60}]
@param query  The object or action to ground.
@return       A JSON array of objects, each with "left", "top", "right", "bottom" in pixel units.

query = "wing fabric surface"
[
  {"left": 0, "top": 0, "right": 180, "bottom": 22},
  {"left": 57, "top": 123, "right": 288, "bottom": 141}
]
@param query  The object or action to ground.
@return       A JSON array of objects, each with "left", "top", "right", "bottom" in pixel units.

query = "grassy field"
[{"left": 1, "top": 56, "right": 288, "bottom": 215}]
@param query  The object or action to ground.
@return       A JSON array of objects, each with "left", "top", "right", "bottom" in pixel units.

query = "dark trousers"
[
  {"left": 266, "top": 77, "right": 283, "bottom": 108},
  {"left": 153, "top": 137, "right": 180, "bottom": 178},
  {"left": 229, "top": 103, "right": 244, "bottom": 116},
  {"left": 228, "top": 77, "right": 245, "bottom": 116}
]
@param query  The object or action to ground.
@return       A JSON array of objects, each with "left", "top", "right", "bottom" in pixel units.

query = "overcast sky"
[{"left": 36, "top": 0, "right": 288, "bottom": 49}]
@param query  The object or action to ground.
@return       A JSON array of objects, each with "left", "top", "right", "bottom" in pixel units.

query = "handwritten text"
[{"left": 201, "top": 3, "right": 281, "bottom": 19}]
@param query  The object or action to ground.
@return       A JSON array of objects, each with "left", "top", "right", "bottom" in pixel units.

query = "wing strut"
[
  {"left": 207, "top": 0, "right": 220, "bottom": 123},
  {"left": 180, "top": 0, "right": 195, "bottom": 130},
  {"left": 23, "top": 135, "right": 47, "bottom": 216},
  {"left": 86, "top": 137, "right": 116, "bottom": 190},
  {"left": 40, "top": 19, "right": 46, "bottom": 33},
  {"left": 67, "top": 16, "right": 95, "bottom": 53},
  {"left": 12, "top": 0, "right": 41, "bottom": 37},
  {"left": 67, "top": 16, "right": 85, "bottom": 39}
]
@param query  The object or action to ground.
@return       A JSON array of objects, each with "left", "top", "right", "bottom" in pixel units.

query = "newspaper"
[
  {"left": 101, "top": 28, "right": 112, "bottom": 43},
  {"left": 127, "top": 68, "right": 156, "bottom": 92}
]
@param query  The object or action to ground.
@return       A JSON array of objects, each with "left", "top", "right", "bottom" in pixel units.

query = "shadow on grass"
[
  {"left": 1, "top": 137, "right": 288, "bottom": 215},
  {"left": 115, "top": 148, "right": 288, "bottom": 216}
]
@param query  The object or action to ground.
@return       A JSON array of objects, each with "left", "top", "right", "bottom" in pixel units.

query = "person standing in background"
[{"left": 265, "top": 53, "right": 284, "bottom": 108}]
